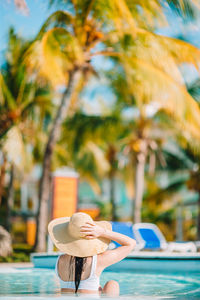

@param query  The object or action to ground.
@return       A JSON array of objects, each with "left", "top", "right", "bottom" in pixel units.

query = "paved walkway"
[{"left": 0, "top": 262, "right": 33, "bottom": 268}]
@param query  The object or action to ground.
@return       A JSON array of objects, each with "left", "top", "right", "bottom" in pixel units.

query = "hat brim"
[{"left": 48, "top": 217, "right": 112, "bottom": 257}]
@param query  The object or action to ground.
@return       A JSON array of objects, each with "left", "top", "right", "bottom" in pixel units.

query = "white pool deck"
[{"left": 0, "top": 262, "right": 33, "bottom": 268}]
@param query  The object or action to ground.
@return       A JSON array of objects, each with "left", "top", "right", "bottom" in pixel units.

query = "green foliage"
[
  {"left": 6, "top": 0, "right": 200, "bottom": 237},
  {"left": 95, "top": 200, "right": 112, "bottom": 220},
  {"left": 0, "top": 244, "right": 32, "bottom": 263},
  {"left": 0, "top": 28, "right": 53, "bottom": 139},
  {"left": 169, "top": 0, "right": 198, "bottom": 20}
]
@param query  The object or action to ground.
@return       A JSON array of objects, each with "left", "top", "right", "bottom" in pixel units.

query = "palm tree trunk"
[
  {"left": 35, "top": 70, "right": 80, "bottom": 252},
  {"left": 0, "top": 120, "right": 14, "bottom": 139},
  {"left": 197, "top": 193, "right": 200, "bottom": 240},
  {"left": 6, "top": 164, "right": 14, "bottom": 232},
  {"left": 109, "top": 170, "right": 117, "bottom": 221},
  {"left": 134, "top": 151, "right": 146, "bottom": 223},
  {"left": 0, "top": 155, "right": 7, "bottom": 206},
  {"left": 176, "top": 200, "right": 183, "bottom": 241}
]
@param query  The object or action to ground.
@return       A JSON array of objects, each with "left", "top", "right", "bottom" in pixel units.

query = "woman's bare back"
[{"left": 57, "top": 254, "right": 94, "bottom": 282}]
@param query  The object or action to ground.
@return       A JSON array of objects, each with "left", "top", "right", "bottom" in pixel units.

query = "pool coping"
[
  {"left": 31, "top": 251, "right": 200, "bottom": 260},
  {"left": 1, "top": 251, "right": 199, "bottom": 270},
  {"left": 0, "top": 262, "right": 33, "bottom": 268}
]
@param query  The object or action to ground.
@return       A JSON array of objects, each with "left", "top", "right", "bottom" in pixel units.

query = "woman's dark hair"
[{"left": 70, "top": 256, "right": 86, "bottom": 293}]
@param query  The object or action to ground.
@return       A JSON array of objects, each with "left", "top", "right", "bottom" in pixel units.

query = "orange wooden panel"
[
  {"left": 52, "top": 177, "right": 78, "bottom": 219},
  {"left": 78, "top": 208, "right": 100, "bottom": 220},
  {"left": 27, "top": 219, "right": 36, "bottom": 246}
]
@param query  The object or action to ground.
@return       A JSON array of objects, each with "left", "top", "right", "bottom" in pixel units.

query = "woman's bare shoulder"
[
  {"left": 59, "top": 253, "right": 71, "bottom": 264},
  {"left": 97, "top": 245, "right": 134, "bottom": 269},
  {"left": 59, "top": 253, "right": 67, "bottom": 259},
  {"left": 97, "top": 250, "right": 110, "bottom": 265}
]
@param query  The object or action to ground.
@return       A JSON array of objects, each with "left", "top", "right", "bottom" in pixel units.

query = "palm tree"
[
  {"left": 142, "top": 139, "right": 199, "bottom": 240},
  {"left": 25, "top": 0, "right": 200, "bottom": 251},
  {"left": 0, "top": 28, "right": 52, "bottom": 233},
  {"left": 104, "top": 29, "right": 200, "bottom": 222},
  {"left": 183, "top": 77, "right": 200, "bottom": 240},
  {"left": 26, "top": 3, "right": 118, "bottom": 252},
  {"left": 60, "top": 112, "right": 124, "bottom": 221},
  {"left": 0, "top": 28, "right": 52, "bottom": 139}
]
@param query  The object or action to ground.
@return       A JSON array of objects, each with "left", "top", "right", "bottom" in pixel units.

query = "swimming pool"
[{"left": 0, "top": 266, "right": 199, "bottom": 299}]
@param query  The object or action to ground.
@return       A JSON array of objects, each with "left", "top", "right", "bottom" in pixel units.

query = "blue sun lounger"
[
  {"left": 111, "top": 222, "right": 144, "bottom": 250},
  {"left": 133, "top": 223, "right": 197, "bottom": 252},
  {"left": 133, "top": 223, "right": 167, "bottom": 250}
]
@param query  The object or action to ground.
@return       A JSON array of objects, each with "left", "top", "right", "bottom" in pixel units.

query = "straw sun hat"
[{"left": 48, "top": 212, "right": 112, "bottom": 257}]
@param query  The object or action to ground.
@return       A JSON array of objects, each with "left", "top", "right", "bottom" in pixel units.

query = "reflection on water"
[
  {"left": 102, "top": 271, "right": 200, "bottom": 299},
  {"left": 0, "top": 268, "right": 199, "bottom": 299},
  {"left": 0, "top": 268, "right": 60, "bottom": 295}
]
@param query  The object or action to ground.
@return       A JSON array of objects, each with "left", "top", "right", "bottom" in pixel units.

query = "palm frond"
[
  {"left": 0, "top": 74, "right": 16, "bottom": 109},
  {"left": 36, "top": 10, "right": 74, "bottom": 40},
  {"left": 86, "top": 141, "right": 110, "bottom": 175},
  {"left": 25, "top": 28, "right": 84, "bottom": 86},
  {"left": 187, "top": 78, "right": 200, "bottom": 103},
  {"left": 168, "top": 0, "right": 198, "bottom": 20},
  {"left": 3, "top": 127, "right": 26, "bottom": 170},
  {"left": 72, "top": 0, "right": 95, "bottom": 24},
  {"left": 156, "top": 33, "right": 200, "bottom": 72},
  {"left": 123, "top": 30, "right": 200, "bottom": 82},
  {"left": 123, "top": 56, "right": 200, "bottom": 140},
  {"left": 125, "top": 0, "right": 167, "bottom": 29}
]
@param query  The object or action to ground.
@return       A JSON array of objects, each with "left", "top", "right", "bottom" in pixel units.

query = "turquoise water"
[{"left": 0, "top": 267, "right": 199, "bottom": 299}]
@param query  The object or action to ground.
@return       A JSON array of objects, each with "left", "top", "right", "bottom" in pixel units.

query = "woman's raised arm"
[{"left": 80, "top": 222, "right": 136, "bottom": 269}]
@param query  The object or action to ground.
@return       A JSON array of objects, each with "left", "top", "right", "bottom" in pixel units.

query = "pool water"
[{"left": 0, "top": 267, "right": 199, "bottom": 299}]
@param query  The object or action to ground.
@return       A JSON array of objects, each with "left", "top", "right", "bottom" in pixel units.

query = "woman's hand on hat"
[{"left": 80, "top": 222, "right": 105, "bottom": 239}]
